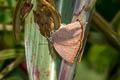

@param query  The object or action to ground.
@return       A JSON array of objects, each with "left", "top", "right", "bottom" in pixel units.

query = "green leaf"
[
  {"left": 74, "top": 61, "right": 105, "bottom": 80},
  {"left": 87, "top": 45, "right": 119, "bottom": 72}
]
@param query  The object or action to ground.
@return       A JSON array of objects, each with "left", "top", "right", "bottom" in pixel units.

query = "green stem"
[
  {"left": 111, "top": 11, "right": 120, "bottom": 32},
  {"left": 0, "top": 57, "right": 24, "bottom": 79},
  {"left": 0, "top": 6, "right": 14, "bottom": 10},
  {"left": 59, "top": 0, "right": 96, "bottom": 80},
  {"left": 0, "top": 49, "right": 24, "bottom": 60},
  {"left": 92, "top": 11, "right": 120, "bottom": 51},
  {"left": 25, "top": 0, "right": 62, "bottom": 80}
]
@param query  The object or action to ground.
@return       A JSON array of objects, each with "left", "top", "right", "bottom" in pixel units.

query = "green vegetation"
[{"left": 0, "top": 0, "right": 120, "bottom": 80}]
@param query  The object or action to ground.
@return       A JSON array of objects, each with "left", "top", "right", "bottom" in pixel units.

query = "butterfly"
[{"left": 50, "top": 21, "right": 84, "bottom": 63}]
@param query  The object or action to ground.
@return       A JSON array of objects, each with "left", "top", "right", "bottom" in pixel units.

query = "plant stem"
[
  {"left": 111, "top": 11, "right": 120, "bottom": 32},
  {"left": 59, "top": 0, "right": 96, "bottom": 80},
  {"left": 0, "top": 49, "right": 24, "bottom": 60},
  {"left": 92, "top": 11, "right": 120, "bottom": 51},
  {"left": 0, "top": 57, "right": 24, "bottom": 79},
  {"left": 25, "top": 0, "right": 62, "bottom": 80},
  {"left": 0, "top": 6, "right": 14, "bottom": 10}
]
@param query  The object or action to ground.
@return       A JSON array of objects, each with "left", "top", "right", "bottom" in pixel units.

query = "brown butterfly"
[{"left": 50, "top": 21, "right": 84, "bottom": 63}]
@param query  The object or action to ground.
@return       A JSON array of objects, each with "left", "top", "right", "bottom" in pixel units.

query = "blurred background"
[{"left": 0, "top": 0, "right": 120, "bottom": 80}]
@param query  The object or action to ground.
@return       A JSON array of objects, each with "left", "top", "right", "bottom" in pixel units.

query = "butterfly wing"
[
  {"left": 53, "top": 41, "right": 80, "bottom": 63},
  {"left": 51, "top": 21, "right": 83, "bottom": 63}
]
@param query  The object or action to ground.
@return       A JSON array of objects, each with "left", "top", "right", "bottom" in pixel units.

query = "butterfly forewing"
[{"left": 51, "top": 21, "right": 84, "bottom": 63}]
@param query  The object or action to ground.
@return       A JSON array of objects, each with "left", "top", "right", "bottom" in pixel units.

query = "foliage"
[{"left": 0, "top": 0, "right": 120, "bottom": 80}]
